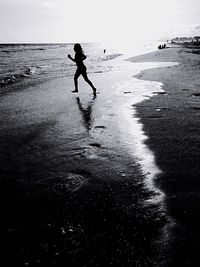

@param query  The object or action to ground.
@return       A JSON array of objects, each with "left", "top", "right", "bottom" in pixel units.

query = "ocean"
[{"left": 0, "top": 42, "right": 159, "bottom": 94}]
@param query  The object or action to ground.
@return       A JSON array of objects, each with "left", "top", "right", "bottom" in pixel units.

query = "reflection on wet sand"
[{"left": 75, "top": 95, "right": 96, "bottom": 131}]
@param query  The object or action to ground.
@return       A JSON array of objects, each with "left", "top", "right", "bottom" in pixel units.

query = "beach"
[
  {"left": 129, "top": 45, "right": 200, "bottom": 266},
  {"left": 1, "top": 44, "right": 200, "bottom": 266}
]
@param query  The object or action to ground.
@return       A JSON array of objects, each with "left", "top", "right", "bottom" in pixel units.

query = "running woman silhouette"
[{"left": 68, "top": 43, "right": 97, "bottom": 95}]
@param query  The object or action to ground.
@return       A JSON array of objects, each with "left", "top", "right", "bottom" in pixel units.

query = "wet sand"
[
  {"left": 128, "top": 45, "right": 200, "bottom": 266},
  {"left": 1, "top": 46, "right": 198, "bottom": 266}
]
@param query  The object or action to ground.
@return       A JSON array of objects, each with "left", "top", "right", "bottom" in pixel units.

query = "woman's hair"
[{"left": 74, "top": 43, "right": 83, "bottom": 54}]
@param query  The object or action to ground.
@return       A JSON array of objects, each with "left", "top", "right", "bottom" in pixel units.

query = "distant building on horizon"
[
  {"left": 171, "top": 37, "right": 194, "bottom": 44},
  {"left": 171, "top": 36, "right": 200, "bottom": 45}
]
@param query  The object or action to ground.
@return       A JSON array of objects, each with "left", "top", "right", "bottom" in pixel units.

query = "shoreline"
[{"left": 128, "top": 45, "right": 200, "bottom": 265}]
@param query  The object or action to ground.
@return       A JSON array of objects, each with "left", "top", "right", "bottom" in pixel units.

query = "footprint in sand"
[
  {"left": 153, "top": 91, "right": 168, "bottom": 95},
  {"left": 192, "top": 107, "right": 200, "bottom": 110},
  {"left": 123, "top": 91, "right": 132, "bottom": 94},
  {"left": 89, "top": 143, "right": 101, "bottom": 148},
  {"left": 192, "top": 93, "right": 200, "bottom": 97},
  {"left": 94, "top": 126, "right": 107, "bottom": 129}
]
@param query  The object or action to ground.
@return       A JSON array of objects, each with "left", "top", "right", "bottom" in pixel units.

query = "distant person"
[
  {"left": 103, "top": 49, "right": 106, "bottom": 53},
  {"left": 68, "top": 43, "right": 97, "bottom": 95}
]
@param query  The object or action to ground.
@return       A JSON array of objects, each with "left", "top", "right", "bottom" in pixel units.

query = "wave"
[
  {"left": 0, "top": 43, "right": 68, "bottom": 53},
  {"left": 0, "top": 66, "right": 42, "bottom": 86},
  {"left": 0, "top": 47, "right": 46, "bottom": 53},
  {"left": 25, "top": 48, "right": 46, "bottom": 51}
]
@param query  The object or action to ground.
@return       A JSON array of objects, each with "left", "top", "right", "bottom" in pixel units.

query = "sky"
[{"left": 0, "top": 0, "right": 200, "bottom": 43}]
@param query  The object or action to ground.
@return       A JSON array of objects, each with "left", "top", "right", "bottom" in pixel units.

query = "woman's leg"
[
  {"left": 72, "top": 69, "right": 81, "bottom": 92},
  {"left": 82, "top": 71, "right": 96, "bottom": 94}
]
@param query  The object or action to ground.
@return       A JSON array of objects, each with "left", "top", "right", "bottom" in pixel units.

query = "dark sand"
[
  {"left": 1, "top": 68, "right": 168, "bottom": 266},
  {"left": 128, "top": 45, "right": 200, "bottom": 266}
]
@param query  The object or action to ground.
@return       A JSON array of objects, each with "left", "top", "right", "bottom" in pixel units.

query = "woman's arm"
[{"left": 68, "top": 54, "right": 76, "bottom": 62}]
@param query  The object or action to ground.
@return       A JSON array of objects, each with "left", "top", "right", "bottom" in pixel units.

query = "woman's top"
[{"left": 75, "top": 52, "right": 87, "bottom": 69}]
